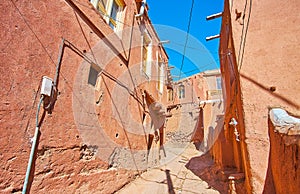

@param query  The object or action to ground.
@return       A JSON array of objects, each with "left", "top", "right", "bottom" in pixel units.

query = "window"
[
  {"left": 216, "top": 77, "right": 222, "bottom": 90},
  {"left": 88, "top": 63, "right": 101, "bottom": 87},
  {"left": 157, "top": 56, "right": 164, "bottom": 94},
  {"left": 167, "top": 89, "right": 173, "bottom": 101},
  {"left": 109, "top": 1, "right": 118, "bottom": 29},
  {"left": 178, "top": 84, "right": 185, "bottom": 99},
  {"left": 142, "top": 32, "right": 152, "bottom": 78},
  {"left": 90, "top": 0, "right": 124, "bottom": 32}
]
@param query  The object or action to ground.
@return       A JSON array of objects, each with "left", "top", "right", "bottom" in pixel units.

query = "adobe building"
[
  {"left": 213, "top": 0, "right": 300, "bottom": 193},
  {"left": 165, "top": 69, "right": 223, "bottom": 155},
  {"left": 0, "top": 0, "right": 170, "bottom": 193}
]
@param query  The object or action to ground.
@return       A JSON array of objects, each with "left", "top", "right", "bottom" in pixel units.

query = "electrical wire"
[
  {"left": 74, "top": 11, "right": 99, "bottom": 65},
  {"left": 182, "top": 58, "right": 221, "bottom": 75},
  {"left": 238, "top": 0, "right": 252, "bottom": 71},
  {"left": 178, "top": 0, "right": 195, "bottom": 80},
  {"left": 10, "top": 0, "right": 145, "bottom": 177},
  {"left": 237, "top": 0, "right": 248, "bottom": 64},
  {"left": 9, "top": 0, "right": 214, "bottom": 120},
  {"left": 76, "top": 0, "right": 221, "bottom": 73},
  {"left": 63, "top": 39, "right": 144, "bottom": 106},
  {"left": 72, "top": 0, "right": 133, "bottom": 28},
  {"left": 169, "top": 41, "right": 219, "bottom": 54},
  {"left": 9, "top": 0, "right": 56, "bottom": 66},
  {"left": 10, "top": 0, "right": 168, "bottom": 181},
  {"left": 171, "top": 53, "right": 229, "bottom": 80}
]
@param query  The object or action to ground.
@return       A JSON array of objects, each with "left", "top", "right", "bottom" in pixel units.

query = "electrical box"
[{"left": 41, "top": 76, "right": 53, "bottom": 97}]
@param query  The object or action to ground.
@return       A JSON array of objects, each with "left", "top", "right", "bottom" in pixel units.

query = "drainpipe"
[
  {"left": 23, "top": 76, "right": 53, "bottom": 194},
  {"left": 135, "top": 0, "right": 146, "bottom": 18},
  {"left": 22, "top": 95, "right": 44, "bottom": 194},
  {"left": 44, "top": 38, "right": 65, "bottom": 113},
  {"left": 53, "top": 38, "right": 65, "bottom": 89}
]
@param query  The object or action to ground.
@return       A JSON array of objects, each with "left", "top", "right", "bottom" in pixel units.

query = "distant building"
[{"left": 165, "top": 69, "right": 223, "bottom": 153}]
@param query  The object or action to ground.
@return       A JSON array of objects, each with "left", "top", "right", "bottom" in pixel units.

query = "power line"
[
  {"left": 8, "top": 0, "right": 141, "bottom": 121},
  {"left": 238, "top": 0, "right": 252, "bottom": 71},
  {"left": 184, "top": 58, "right": 220, "bottom": 74},
  {"left": 237, "top": 0, "right": 248, "bottom": 64},
  {"left": 10, "top": 0, "right": 149, "bottom": 173},
  {"left": 171, "top": 54, "right": 226, "bottom": 77},
  {"left": 72, "top": 0, "right": 132, "bottom": 28},
  {"left": 9, "top": 0, "right": 56, "bottom": 66},
  {"left": 169, "top": 41, "right": 218, "bottom": 54},
  {"left": 178, "top": 0, "right": 195, "bottom": 80}
]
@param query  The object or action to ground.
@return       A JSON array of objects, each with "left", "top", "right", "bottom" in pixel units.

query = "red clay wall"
[
  {"left": 229, "top": 0, "right": 300, "bottom": 193},
  {"left": 265, "top": 118, "right": 300, "bottom": 194},
  {"left": 0, "top": 0, "right": 168, "bottom": 192},
  {"left": 217, "top": 0, "right": 300, "bottom": 193}
]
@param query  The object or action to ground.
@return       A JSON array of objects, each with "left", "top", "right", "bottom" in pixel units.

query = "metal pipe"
[
  {"left": 22, "top": 95, "right": 44, "bottom": 194},
  {"left": 158, "top": 40, "right": 170, "bottom": 45},
  {"left": 135, "top": 0, "right": 146, "bottom": 18},
  {"left": 206, "top": 12, "right": 223, "bottom": 20},
  {"left": 206, "top": 34, "right": 220, "bottom": 41},
  {"left": 53, "top": 38, "right": 65, "bottom": 88},
  {"left": 199, "top": 99, "right": 223, "bottom": 105}
]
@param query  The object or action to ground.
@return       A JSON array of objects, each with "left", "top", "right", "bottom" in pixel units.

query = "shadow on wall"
[
  {"left": 185, "top": 152, "right": 228, "bottom": 193},
  {"left": 191, "top": 108, "right": 204, "bottom": 148},
  {"left": 240, "top": 73, "right": 300, "bottom": 109},
  {"left": 193, "top": 114, "right": 224, "bottom": 152},
  {"left": 209, "top": 115, "right": 224, "bottom": 149},
  {"left": 186, "top": 151, "right": 246, "bottom": 194},
  {"left": 262, "top": 151, "right": 275, "bottom": 194},
  {"left": 101, "top": 77, "right": 143, "bottom": 171}
]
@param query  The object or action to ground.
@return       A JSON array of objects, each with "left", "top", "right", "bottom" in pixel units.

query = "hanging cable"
[
  {"left": 22, "top": 95, "right": 44, "bottom": 194},
  {"left": 63, "top": 39, "right": 145, "bottom": 106},
  {"left": 170, "top": 41, "right": 219, "bottom": 53},
  {"left": 238, "top": 0, "right": 252, "bottom": 71},
  {"left": 178, "top": 0, "right": 195, "bottom": 80}
]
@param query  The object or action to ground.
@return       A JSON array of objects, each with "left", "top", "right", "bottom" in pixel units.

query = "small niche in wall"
[{"left": 88, "top": 63, "right": 101, "bottom": 86}]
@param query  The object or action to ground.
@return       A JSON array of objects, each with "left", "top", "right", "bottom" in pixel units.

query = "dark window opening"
[{"left": 88, "top": 65, "right": 100, "bottom": 86}]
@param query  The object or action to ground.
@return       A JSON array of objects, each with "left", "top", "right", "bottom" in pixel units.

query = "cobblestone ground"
[{"left": 116, "top": 143, "right": 223, "bottom": 194}]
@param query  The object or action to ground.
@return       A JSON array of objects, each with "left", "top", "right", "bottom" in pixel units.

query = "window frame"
[
  {"left": 90, "top": 0, "right": 125, "bottom": 32},
  {"left": 157, "top": 54, "right": 164, "bottom": 94},
  {"left": 141, "top": 31, "right": 152, "bottom": 79},
  {"left": 216, "top": 76, "right": 222, "bottom": 90},
  {"left": 178, "top": 84, "right": 185, "bottom": 99},
  {"left": 167, "top": 89, "right": 174, "bottom": 102},
  {"left": 88, "top": 63, "right": 102, "bottom": 87}
]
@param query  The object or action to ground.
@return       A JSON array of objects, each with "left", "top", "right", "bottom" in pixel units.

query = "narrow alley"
[
  {"left": 116, "top": 143, "right": 223, "bottom": 194},
  {"left": 1, "top": 0, "right": 300, "bottom": 193}
]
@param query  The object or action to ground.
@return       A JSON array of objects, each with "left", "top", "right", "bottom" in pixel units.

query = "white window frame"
[
  {"left": 90, "top": 0, "right": 125, "bottom": 33},
  {"left": 216, "top": 76, "right": 222, "bottom": 90},
  {"left": 178, "top": 84, "right": 185, "bottom": 99},
  {"left": 157, "top": 52, "right": 164, "bottom": 94},
  {"left": 141, "top": 30, "right": 152, "bottom": 79}
]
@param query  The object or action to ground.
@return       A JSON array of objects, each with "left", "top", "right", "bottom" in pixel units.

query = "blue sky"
[{"left": 147, "top": 0, "right": 224, "bottom": 80}]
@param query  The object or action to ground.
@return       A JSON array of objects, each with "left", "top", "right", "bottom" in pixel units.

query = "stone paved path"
[{"left": 116, "top": 143, "right": 221, "bottom": 194}]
